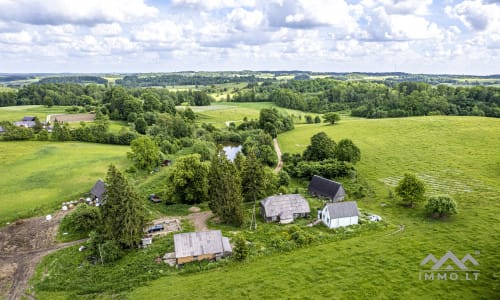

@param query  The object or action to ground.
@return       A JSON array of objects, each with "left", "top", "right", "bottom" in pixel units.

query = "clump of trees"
[
  {"left": 425, "top": 195, "right": 458, "bottom": 218},
  {"left": 127, "top": 136, "right": 161, "bottom": 171},
  {"left": 395, "top": 173, "right": 426, "bottom": 207}
]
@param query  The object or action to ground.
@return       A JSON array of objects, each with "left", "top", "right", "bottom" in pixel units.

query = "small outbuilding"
[
  {"left": 260, "top": 194, "right": 310, "bottom": 224},
  {"left": 174, "top": 230, "right": 232, "bottom": 265},
  {"left": 320, "top": 201, "right": 359, "bottom": 229},
  {"left": 90, "top": 179, "right": 106, "bottom": 201},
  {"left": 308, "top": 175, "right": 345, "bottom": 202}
]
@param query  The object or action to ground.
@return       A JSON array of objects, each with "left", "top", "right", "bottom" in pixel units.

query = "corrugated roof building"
[
  {"left": 260, "top": 194, "right": 310, "bottom": 224},
  {"left": 174, "top": 230, "right": 232, "bottom": 265}
]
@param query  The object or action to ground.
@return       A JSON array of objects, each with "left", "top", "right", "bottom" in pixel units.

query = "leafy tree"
[
  {"left": 101, "top": 164, "right": 146, "bottom": 248},
  {"left": 395, "top": 173, "right": 426, "bottom": 207},
  {"left": 305, "top": 115, "right": 313, "bottom": 124},
  {"left": 233, "top": 236, "right": 249, "bottom": 261},
  {"left": 192, "top": 140, "right": 215, "bottom": 161},
  {"left": 43, "top": 95, "right": 54, "bottom": 107},
  {"left": 51, "top": 120, "right": 72, "bottom": 141},
  {"left": 314, "top": 116, "right": 321, "bottom": 123},
  {"left": 323, "top": 112, "right": 341, "bottom": 125},
  {"left": 335, "top": 139, "right": 361, "bottom": 163},
  {"left": 166, "top": 154, "right": 209, "bottom": 204},
  {"left": 134, "top": 117, "right": 147, "bottom": 134},
  {"left": 302, "top": 132, "right": 336, "bottom": 161},
  {"left": 425, "top": 195, "right": 458, "bottom": 218},
  {"left": 142, "top": 92, "right": 161, "bottom": 111},
  {"left": 277, "top": 170, "right": 291, "bottom": 187},
  {"left": 127, "top": 136, "right": 160, "bottom": 171},
  {"left": 208, "top": 147, "right": 244, "bottom": 226}
]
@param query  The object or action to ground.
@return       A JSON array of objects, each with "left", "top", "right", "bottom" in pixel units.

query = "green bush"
[
  {"left": 59, "top": 203, "right": 100, "bottom": 235},
  {"left": 425, "top": 195, "right": 458, "bottom": 218}
]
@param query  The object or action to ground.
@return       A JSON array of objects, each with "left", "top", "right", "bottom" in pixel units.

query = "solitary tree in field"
[
  {"left": 127, "top": 136, "right": 160, "bottom": 171},
  {"left": 101, "top": 164, "right": 146, "bottom": 248},
  {"left": 323, "top": 112, "right": 340, "bottom": 125},
  {"left": 395, "top": 173, "right": 426, "bottom": 207},
  {"left": 208, "top": 146, "right": 244, "bottom": 226},
  {"left": 425, "top": 195, "right": 458, "bottom": 218}
]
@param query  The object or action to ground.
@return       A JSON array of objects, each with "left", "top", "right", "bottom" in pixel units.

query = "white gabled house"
[{"left": 320, "top": 201, "right": 359, "bottom": 229}]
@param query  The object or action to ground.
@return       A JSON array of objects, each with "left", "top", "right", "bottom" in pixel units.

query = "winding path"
[{"left": 273, "top": 138, "right": 283, "bottom": 173}]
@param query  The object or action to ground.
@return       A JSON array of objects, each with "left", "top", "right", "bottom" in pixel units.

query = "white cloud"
[
  {"left": 171, "top": 0, "right": 256, "bottom": 10},
  {"left": 368, "top": 0, "right": 433, "bottom": 15},
  {"left": 0, "top": 30, "right": 33, "bottom": 44},
  {"left": 227, "top": 8, "right": 264, "bottom": 31},
  {"left": 0, "top": 0, "right": 158, "bottom": 25},
  {"left": 446, "top": 0, "right": 500, "bottom": 31},
  {"left": 131, "top": 20, "right": 184, "bottom": 45},
  {"left": 91, "top": 23, "right": 122, "bottom": 36},
  {"left": 361, "top": 6, "right": 442, "bottom": 41}
]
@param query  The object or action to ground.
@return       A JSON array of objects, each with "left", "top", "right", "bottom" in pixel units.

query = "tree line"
[{"left": 230, "top": 79, "right": 500, "bottom": 118}]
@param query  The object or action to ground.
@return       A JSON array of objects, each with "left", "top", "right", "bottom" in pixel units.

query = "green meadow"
[
  {"left": 0, "top": 141, "right": 129, "bottom": 224},
  {"left": 0, "top": 105, "right": 70, "bottom": 122},
  {"left": 126, "top": 115, "right": 500, "bottom": 299}
]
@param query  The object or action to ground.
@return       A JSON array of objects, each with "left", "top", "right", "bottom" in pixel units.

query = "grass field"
[
  {"left": 0, "top": 105, "right": 70, "bottom": 122},
  {"left": 125, "top": 115, "right": 500, "bottom": 299},
  {"left": 195, "top": 102, "right": 320, "bottom": 127},
  {"left": 0, "top": 141, "right": 129, "bottom": 225}
]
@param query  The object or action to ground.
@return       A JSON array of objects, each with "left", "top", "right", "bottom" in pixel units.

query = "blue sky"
[{"left": 0, "top": 0, "right": 498, "bottom": 74}]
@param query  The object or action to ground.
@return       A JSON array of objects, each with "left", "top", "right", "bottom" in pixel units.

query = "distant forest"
[{"left": 0, "top": 73, "right": 499, "bottom": 118}]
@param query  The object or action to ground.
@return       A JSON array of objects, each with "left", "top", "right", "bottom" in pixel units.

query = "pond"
[{"left": 223, "top": 144, "right": 242, "bottom": 161}]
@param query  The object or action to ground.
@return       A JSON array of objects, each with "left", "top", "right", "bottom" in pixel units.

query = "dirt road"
[
  {"left": 273, "top": 138, "right": 283, "bottom": 173},
  {"left": 184, "top": 211, "right": 213, "bottom": 232},
  {"left": 0, "top": 211, "right": 85, "bottom": 300}
]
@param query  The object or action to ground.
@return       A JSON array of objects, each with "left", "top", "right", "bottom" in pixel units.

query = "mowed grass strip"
[
  {"left": 0, "top": 141, "right": 129, "bottom": 224},
  {"left": 127, "top": 116, "right": 500, "bottom": 299}
]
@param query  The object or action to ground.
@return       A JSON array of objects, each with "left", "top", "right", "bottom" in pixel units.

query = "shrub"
[
  {"left": 233, "top": 236, "right": 249, "bottom": 261},
  {"left": 59, "top": 203, "right": 100, "bottom": 234},
  {"left": 425, "top": 195, "right": 458, "bottom": 218}
]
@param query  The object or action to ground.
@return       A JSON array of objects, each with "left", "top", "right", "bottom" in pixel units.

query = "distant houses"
[
  {"left": 260, "top": 194, "right": 310, "bottom": 224},
  {"left": 14, "top": 116, "right": 37, "bottom": 128},
  {"left": 173, "top": 230, "right": 232, "bottom": 265},
  {"left": 308, "top": 175, "right": 345, "bottom": 202},
  {"left": 320, "top": 201, "right": 359, "bottom": 229}
]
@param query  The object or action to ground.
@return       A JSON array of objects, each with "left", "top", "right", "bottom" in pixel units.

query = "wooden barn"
[
  {"left": 174, "top": 230, "right": 232, "bottom": 265},
  {"left": 260, "top": 194, "right": 310, "bottom": 224},
  {"left": 320, "top": 201, "right": 359, "bottom": 229},
  {"left": 308, "top": 175, "right": 345, "bottom": 202}
]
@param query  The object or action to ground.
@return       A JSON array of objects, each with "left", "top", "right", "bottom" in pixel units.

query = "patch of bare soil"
[
  {"left": 185, "top": 211, "right": 213, "bottom": 232},
  {"left": 49, "top": 113, "right": 96, "bottom": 123},
  {"left": 273, "top": 138, "right": 283, "bottom": 173},
  {"left": 0, "top": 211, "right": 84, "bottom": 300}
]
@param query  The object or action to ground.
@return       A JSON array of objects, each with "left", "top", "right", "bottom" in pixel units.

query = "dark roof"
[
  {"left": 325, "top": 201, "right": 359, "bottom": 219},
  {"left": 174, "top": 230, "right": 232, "bottom": 258},
  {"left": 308, "top": 175, "right": 344, "bottom": 199},
  {"left": 260, "top": 194, "right": 310, "bottom": 219},
  {"left": 90, "top": 179, "right": 106, "bottom": 199},
  {"left": 22, "top": 116, "right": 36, "bottom": 121}
]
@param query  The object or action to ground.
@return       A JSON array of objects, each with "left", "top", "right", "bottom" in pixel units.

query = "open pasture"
[
  {"left": 127, "top": 115, "right": 500, "bottom": 299},
  {"left": 0, "top": 105, "right": 69, "bottom": 122},
  {"left": 0, "top": 141, "right": 129, "bottom": 225}
]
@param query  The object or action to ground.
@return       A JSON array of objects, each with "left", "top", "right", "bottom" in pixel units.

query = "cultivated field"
[
  {"left": 126, "top": 115, "right": 500, "bottom": 299},
  {"left": 0, "top": 141, "right": 129, "bottom": 225}
]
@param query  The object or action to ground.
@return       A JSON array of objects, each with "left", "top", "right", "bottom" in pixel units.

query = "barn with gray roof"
[
  {"left": 174, "top": 230, "right": 232, "bottom": 265},
  {"left": 308, "top": 175, "right": 345, "bottom": 202},
  {"left": 320, "top": 201, "right": 359, "bottom": 229},
  {"left": 260, "top": 194, "right": 310, "bottom": 224}
]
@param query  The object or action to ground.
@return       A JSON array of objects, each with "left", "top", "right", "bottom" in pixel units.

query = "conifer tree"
[
  {"left": 208, "top": 146, "right": 244, "bottom": 226},
  {"left": 101, "top": 164, "right": 146, "bottom": 248}
]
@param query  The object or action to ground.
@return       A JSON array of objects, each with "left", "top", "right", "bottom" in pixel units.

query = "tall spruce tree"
[
  {"left": 101, "top": 164, "right": 146, "bottom": 248},
  {"left": 241, "top": 149, "right": 266, "bottom": 229},
  {"left": 208, "top": 146, "right": 244, "bottom": 226}
]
